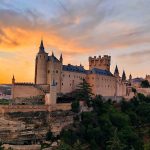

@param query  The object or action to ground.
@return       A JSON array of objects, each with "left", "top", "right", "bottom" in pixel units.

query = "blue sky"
[{"left": 0, "top": 0, "right": 150, "bottom": 83}]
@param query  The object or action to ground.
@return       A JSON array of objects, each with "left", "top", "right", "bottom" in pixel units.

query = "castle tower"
[
  {"left": 12, "top": 75, "right": 15, "bottom": 84},
  {"left": 50, "top": 79, "right": 57, "bottom": 105},
  {"left": 35, "top": 40, "right": 48, "bottom": 84},
  {"left": 89, "top": 55, "right": 111, "bottom": 71},
  {"left": 114, "top": 65, "right": 119, "bottom": 77},
  {"left": 129, "top": 74, "right": 132, "bottom": 81},
  {"left": 59, "top": 53, "right": 63, "bottom": 63},
  {"left": 122, "top": 70, "right": 126, "bottom": 81}
]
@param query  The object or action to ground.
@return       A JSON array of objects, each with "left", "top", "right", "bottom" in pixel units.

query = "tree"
[
  {"left": 141, "top": 80, "right": 150, "bottom": 88},
  {"left": 106, "top": 129, "right": 126, "bottom": 150},
  {"left": 76, "top": 79, "right": 93, "bottom": 106},
  {"left": 132, "top": 87, "right": 137, "bottom": 94},
  {"left": 72, "top": 140, "right": 83, "bottom": 150},
  {"left": 56, "top": 141, "right": 71, "bottom": 150},
  {"left": 46, "top": 130, "right": 53, "bottom": 141},
  {"left": 71, "top": 100, "right": 80, "bottom": 113}
]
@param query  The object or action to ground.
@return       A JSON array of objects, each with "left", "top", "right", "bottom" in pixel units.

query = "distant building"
[
  {"left": 12, "top": 40, "right": 127, "bottom": 104},
  {"left": 146, "top": 75, "right": 150, "bottom": 83}
]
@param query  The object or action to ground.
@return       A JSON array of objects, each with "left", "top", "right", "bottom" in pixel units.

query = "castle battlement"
[
  {"left": 14, "top": 82, "right": 34, "bottom": 86},
  {"left": 89, "top": 55, "right": 111, "bottom": 71}
]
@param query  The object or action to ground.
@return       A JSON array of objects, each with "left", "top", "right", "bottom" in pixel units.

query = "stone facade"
[{"left": 12, "top": 40, "right": 127, "bottom": 103}]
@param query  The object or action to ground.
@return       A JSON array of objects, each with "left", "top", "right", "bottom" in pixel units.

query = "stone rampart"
[{"left": 0, "top": 103, "right": 71, "bottom": 113}]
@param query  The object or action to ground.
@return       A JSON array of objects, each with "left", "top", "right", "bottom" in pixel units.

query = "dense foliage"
[
  {"left": 141, "top": 80, "right": 150, "bottom": 88},
  {"left": 57, "top": 80, "right": 150, "bottom": 150}
]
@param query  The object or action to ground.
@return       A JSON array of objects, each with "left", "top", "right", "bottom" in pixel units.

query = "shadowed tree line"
[{"left": 56, "top": 79, "right": 150, "bottom": 150}]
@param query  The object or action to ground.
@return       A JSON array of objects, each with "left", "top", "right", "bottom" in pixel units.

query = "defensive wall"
[{"left": 0, "top": 103, "right": 71, "bottom": 113}]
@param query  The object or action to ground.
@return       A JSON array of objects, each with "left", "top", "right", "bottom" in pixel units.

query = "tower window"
[
  {"left": 48, "top": 70, "right": 50, "bottom": 73},
  {"left": 56, "top": 70, "right": 58, "bottom": 73},
  {"left": 62, "top": 83, "right": 63, "bottom": 85},
  {"left": 69, "top": 75, "right": 70, "bottom": 77}
]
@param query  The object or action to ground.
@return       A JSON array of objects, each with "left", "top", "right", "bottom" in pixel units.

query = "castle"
[{"left": 12, "top": 40, "right": 127, "bottom": 104}]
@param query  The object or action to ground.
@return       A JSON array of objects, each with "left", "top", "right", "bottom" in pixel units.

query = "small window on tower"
[
  {"left": 48, "top": 70, "right": 50, "bottom": 73},
  {"left": 56, "top": 70, "right": 58, "bottom": 73}
]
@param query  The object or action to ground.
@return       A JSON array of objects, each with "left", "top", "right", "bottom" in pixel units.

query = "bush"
[{"left": 71, "top": 100, "right": 80, "bottom": 113}]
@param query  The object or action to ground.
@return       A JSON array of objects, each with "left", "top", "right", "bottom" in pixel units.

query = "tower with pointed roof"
[
  {"left": 59, "top": 53, "right": 63, "bottom": 63},
  {"left": 114, "top": 65, "right": 119, "bottom": 77},
  {"left": 35, "top": 40, "right": 48, "bottom": 84},
  {"left": 12, "top": 75, "right": 15, "bottom": 84},
  {"left": 122, "top": 70, "right": 126, "bottom": 81}
]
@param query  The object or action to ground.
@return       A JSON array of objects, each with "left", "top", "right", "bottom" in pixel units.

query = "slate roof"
[
  {"left": 48, "top": 56, "right": 60, "bottom": 62},
  {"left": 87, "top": 68, "right": 113, "bottom": 76},
  {"left": 131, "top": 78, "right": 144, "bottom": 83},
  {"left": 63, "top": 64, "right": 113, "bottom": 76},
  {"left": 63, "top": 64, "right": 87, "bottom": 73}
]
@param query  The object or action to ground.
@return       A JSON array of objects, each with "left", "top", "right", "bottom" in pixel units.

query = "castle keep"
[{"left": 12, "top": 40, "right": 127, "bottom": 104}]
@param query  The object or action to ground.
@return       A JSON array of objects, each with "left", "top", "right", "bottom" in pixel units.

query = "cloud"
[{"left": 0, "top": 0, "right": 150, "bottom": 82}]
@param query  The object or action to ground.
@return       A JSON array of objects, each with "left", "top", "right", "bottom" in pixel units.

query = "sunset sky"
[{"left": 0, "top": 0, "right": 150, "bottom": 83}]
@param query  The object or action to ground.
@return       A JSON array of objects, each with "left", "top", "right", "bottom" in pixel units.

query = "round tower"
[{"left": 35, "top": 40, "right": 48, "bottom": 84}]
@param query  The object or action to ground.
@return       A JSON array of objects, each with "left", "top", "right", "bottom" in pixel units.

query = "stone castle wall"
[
  {"left": 0, "top": 104, "right": 71, "bottom": 113},
  {"left": 12, "top": 84, "right": 45, "bottom": 99},
  {"left": 61, "top": 71, "right": 86, "bottom": 94},
  {"left": 89, "top": 55, "right": 111, "bottom": 71},
  {"left": 87, "top": 74, "right": 116, "bottom": 96}
]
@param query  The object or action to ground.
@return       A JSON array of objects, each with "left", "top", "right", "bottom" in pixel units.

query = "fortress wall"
[
  {"left": 137, "top": 88, "right": 150, "bottom": 96},
  {"left": 0, "top": 105, "right": 48, "bottom": 113},
  {"left": 87, "top": 74, "right": 116, "bottom": 96},
  {"left": 0, "top": 103, "right": 71, "bottom": 113},
  {"left": 38, "top": 84, "right": 50, "bottom": 91},
  {"left": 116, "top": 79, "right": 127, "bottom": 97},
  {"left": 12, "top": 85, "right": 45, "bottom": 99},
  {"left": 49, "top": 103, "right": 71, "bottom": 111},
  {"left": 61, "top": 71, "right": 86, "bottom": 94}
]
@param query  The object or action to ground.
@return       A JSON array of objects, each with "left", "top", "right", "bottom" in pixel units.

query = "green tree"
[
  {"left": 72, "top": 140, "right": 83, "bottom": 150},
  {"left": 76, "top": 79, "right": 93, "bottom": 106},
  {"left": 141, "top": 80, "right": 150, "bottom": 88},
  {"left": 56, "top": 141, "right": 71, "bottom": 150},
  {"left": 71, "top": 100, "right": 80, "bottom": 113},
  {"left": 106, "top": 129, "right": 126, "bottom": 150},
  {"left": 46, "top": 130, "right": 53, "bottom": 141}
]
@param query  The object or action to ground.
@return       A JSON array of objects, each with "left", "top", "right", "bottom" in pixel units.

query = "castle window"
[
  {"left": 69, "top": 75, "right": 70, "bottom": 77},
  {"left": 56, "top": 70, "right": 58, "bottom": 73},
  {"left": 62, "top": 83, "right": 63, "bottom": 86},
  {"left": 48, "top": 70, "right": 50, "bottom": 73},
  {"left": 70, "top": 84, "right": 71, "bottom": 86}
]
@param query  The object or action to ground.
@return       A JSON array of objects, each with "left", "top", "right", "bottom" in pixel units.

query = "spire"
[
  {"left": 129, "top": 74, "right": 132, "bottom": 80},
  {"left": 59, "top": 53, "right": 63, "bottom": 63},
  {"left": 39, "top": 40, "right": 45, "bottom": 53},
  {"left": 52, "top": 51, "right": 54, "bottom": 57},
  {"left": 114, "top": 65, "right": 119, "bottom": 77},
  {"left": 122, "top": 70, "right": 126, "bottom": 81},
  {"left": 12, "top": 74, "right": 15, "bottom": 84}
]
